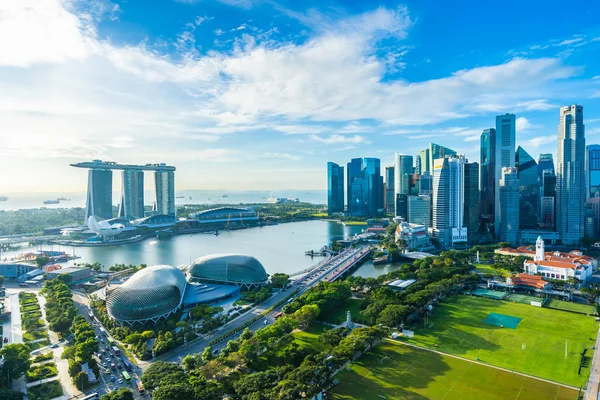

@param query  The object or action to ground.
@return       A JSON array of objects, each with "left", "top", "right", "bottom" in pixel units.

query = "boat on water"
[
  {"left": 57, "top": 197, "right": 71, "bottom": 201},
  {"left": 43, "top": 199, "right": 60, "bottom": 205},
  {"left": 156, "top": 229, "right": 173, "bottom": 239},
  {"left": 222, "top": 194, "right": 228, "bottom": 198},
  {"left": 175, "top": 194, "right": 185, "bottom": 199},
  {"left": 0, "top": 196, "right": 8, "bottom": 201}
]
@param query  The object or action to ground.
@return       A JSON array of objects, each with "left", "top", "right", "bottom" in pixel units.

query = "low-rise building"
[
  {"left": 506, "top": 274, "right": 551, "bottom": 290},
  {"left": 46, "top": 266, "right": 92, "bottom": 284},
  {"left": 395, "top": 221, "right": 431, "bottom": 250},
  {"left": 521, "top": 237, "right": 594, "bottom": 282}
]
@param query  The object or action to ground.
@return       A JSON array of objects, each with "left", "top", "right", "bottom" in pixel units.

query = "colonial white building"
[
  {"left": 523, "top": 237, "right": 594, "bottom": 282},
  {"left": 395, "top": 222, "right": 431, "bottom": 250}
]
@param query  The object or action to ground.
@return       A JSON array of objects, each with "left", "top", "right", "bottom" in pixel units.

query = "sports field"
[
  {"left": 546, "top": 299, "right": 596, "bottom": 315},
  {"left": 331, "top": 341, "right": 578, "bottom": 400},
  {"left": 410, "top": 295, "right": 598, "bottom": 387}
]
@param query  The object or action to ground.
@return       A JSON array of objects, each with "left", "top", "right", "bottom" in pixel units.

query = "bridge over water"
[
  {"left": 400, "top": 251, "right": 436, "bottom": 260},
  {"left": 293, "top": 246, "right": 371, "bottom": 285}
]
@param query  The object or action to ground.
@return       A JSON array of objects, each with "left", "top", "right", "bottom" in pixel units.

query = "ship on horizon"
[{"left": 0, "top": 196, "right": 8, "bottom": 201}]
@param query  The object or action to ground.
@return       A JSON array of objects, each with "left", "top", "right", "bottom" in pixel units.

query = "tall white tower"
[{"left": 535, "top": 236, "right": 545, "bottom": 262}]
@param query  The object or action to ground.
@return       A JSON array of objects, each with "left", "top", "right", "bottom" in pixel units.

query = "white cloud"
[
  {"left": 522, "top": 135, "right": 556, "bottom": 148},
  {"left": 273, "top": 125, "right": 327, "bottom": 135},
  {"left": 257, "top": 152, "right": 300, "bottom": 160},
  {"left": 556, "top": 37, "right": 584, "bottom": 46},
  {"left": 516, "top": 99, "right": 556, "bottom": 111},
  {"left": 516, "top": 117, "right": 533, "bottom": 132},
  {"left": 310, "top": 134, "right": 368, "bottom": 144}
]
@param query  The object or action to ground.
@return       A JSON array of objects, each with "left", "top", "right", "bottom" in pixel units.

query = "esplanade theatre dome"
[
  {"left": 106, "top": 265, "right": 186, "bottom": 325},
  {"left": 188, "top": 254, "right": 268, "bottom": 288}
]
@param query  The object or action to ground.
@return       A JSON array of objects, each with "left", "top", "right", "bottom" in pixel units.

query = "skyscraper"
[
  {"left": 494, "top": 113, "right": 516, "bottom": 238},
  {"left": 417, "top": 143, "right": 456, "bottom": 176},
  {"left": 418, "top": 149, "right": 429, "bottom": 174},
  {"left": 409, "top": 195, "right": 431, "bottom": 227},
  {"left": 479, "top": 128, "right": 496, "bottom": 234},
  {"left": 364, "top": 158, "right": 383, "bottom": 217},
  {"left": 394, "top": 154, "right": 413, "bottom": 214},
  {"left": 327, "top": 162, "right": 345, "bottom": 214},
  {"left": 155, "top": 170, "right": 175, "bottom": 217},
  {"left": 587, "top": 144, "right": 600, "bottom": 199},
  {"left": 419, "top": 172, "right": 432, "bottom": 195},
  {"left": 540, "top": 170, "right": 556, "bottom": 229},
  {"left": 556, "top": 105, "right": 586, "bottom": 245},
  {"left": 538, "top": 153, "right": 555, "bottom": 178},
  {"left": 499, "top": 167, "right": 519, "bottom": 244},
  {"left": 85, "top": 169, "right": 113, "bottom": 220},
  {"left": 346, "top": 158, "right": 382, "bottom": 217},
  {"left": 119, "top": 170, "right": 144, "bottom": 220},
  {"left": 346, "top": 158, "right": 363, "bottom": 214},
  {"left": 385, "top": 166, "right": 395, "bottom": 214},
  {"left": 395, "top": 194, "right": 408, "bottom": 221},
  {"left": 432, "top": 155, "right": 467, "bottom": 246},
  {"left": 516, "top": 146, "right": 539, "bottom": 230},
  {"left": 464, "top": 161, "right": 479, "bottom": 243},
  {"left": 415, "top": 155, "right": 422, "bottom": 175}
]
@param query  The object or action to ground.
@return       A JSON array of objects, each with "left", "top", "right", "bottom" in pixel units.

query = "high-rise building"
[
  {"left": 498, "top": 167, "right": 519, "bottom": 244},
  {"left": 347, "top": 158, "right": 363, "bottom": 215},
  {"left": 432, "top": 155, "right": 467, "bottom": 246},
  {"left": 394, "top": 154, "right": 413, "bottom": 213},
  {"left": 415, "top": 155, "right": 422, "bottom": 175},
  {"left": 479, "top": 128, "right": 496, "bottom": 235},
  {"left": 364, "top": 158, "right": 384, "bottom": 217},
  {"left": 516, "top": 146, "right": 539, "bottom": 230},
  {"left": 327, "top": 162, "right": 344, "bottom": 214},
  {"left": 540, "top": 170, "right": 557, "bottom": 230},
  {"left": 586, "top": 145, "right": 600, "bottom": 199},
  {"left": 119, "top": 170, "right": 144, "bottom": 220},
  {"left": 395, "top": 194, "right": 408, "bottom": 221},
  {"left": 417, "top": 143, "right": 456, "bottom": 176},
  {"left": 385, "top": 166, "right": 395, "bottom": 214},
  {"left": 85, "top": 169, "right": 113, "bottom": 220},
  {"left": 464, "top": 162, "right": 479, "bottom": 243},
  {"left": 409, "top": 195, "right": 431, "bottom": 227},
  {"left": 494, "top": 114, "right": 516, "bottom": 238},
  {"left": 538, "top": 153, "right": 555, "bottom": 179},
  {"left": 155, "top": 170, "right": 176, "bottom": 217},
  {"left": 419, "top": 172, "right": 432, "bottom": 195},
  {"left": 418, "top": 149, "right": 429, "bottom": 175},
  {"left": 556, "top": 105, "right": 586, "bottom": 245}
]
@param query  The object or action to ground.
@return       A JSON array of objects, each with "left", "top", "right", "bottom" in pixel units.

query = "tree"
[
  {"left": 56, "top": 273, "right": 73, "bottom": 286},
  {"left": 100, "top": 388, "right": 134, "bottom": 400},
  {"left": 152, "top": 384, "right": 196, "bottom": 400},
  {"left": 0, "top": 343, "right": 32, "bottom": 381},
  {"left": 34, "top": 256, "right": 50, "bottom": 267},
  {"left": 318, "top": 327, "right": 348, "bottom": 348},
  {"left": 0, "top": 389, "right": 24, "bottom": 400},
  {"left": 0, "top": 275, "right": 5, "bottom": 286},
  {"left": 182, "top": 354, "right": 200, "bottom": 371},
  {"left": 74, "top": 371, "right": 90, "bottom": 390},
  {"left": 294, "top": 304, "right": 320, "bottom": 329},
  {"left": 75, "top": 338, "right": 98, "bottom": 363},
  {"left": 141, "top": 362, "right": 187, "bottom": 391},
  {"left": 270, "top": 273, "right": 290, "bottom": 289},
  {"left": 240, "top": 328, "right": 253, "bottom": 341},
  {"left": 202, "top": 346, "right": 214, "bottom": 363},
  {"left": 377, "top": 304, "right": 410, "bottom": 327}
]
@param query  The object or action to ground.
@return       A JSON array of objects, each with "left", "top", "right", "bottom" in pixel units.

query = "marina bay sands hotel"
[{"left": 71, "top": 160, "right": 176, "bottom": 221}]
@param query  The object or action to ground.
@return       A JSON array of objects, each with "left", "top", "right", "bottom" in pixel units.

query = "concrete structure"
[
  {"left": 418, "top": 143, "right": 457, "bottom": 176},
  {"left": 419, "top": 172, "right": 432, "bottom": 195},
  {"left": 408, "top": 195, "right": 431, "bottom": 227},
  {"left": 327, "top": 162, "right": 345, "bottom": 214},
  {"left": 189, "top": 207, "right": 258, "bottom": 224},
  {"left": 71, "top": 160, "right": 177, "bottom": 221},
  {"left": 47, "top": 266, "right": 92, "bottom": 284},
  {"left": 395, "top": 222, "right": 431, "bottom": 249},
  {"left": 464, "top": 161, "right": 479, "bottom": 242},
  {"left": 523, "top": 237, "right": 593, "bottom": 281},
  {"left": 498, "top": 167, "right": 519, "bottom": 244},
  {"left": 0, "top": 263, "right": 38, "bottom": 279},
  {"left": 587, "top": 145, "right": 600, "bottom": 199},
  {"left": 479, "top": 128, "right": 496, "bottom": 235},
  {"left": 507, "top": 274, "right": 551, "bottom": 290},
  {"left": 494, "top": 114, "right": 516, "bottom": 238},
  {"left": 388, "top": 279, "right": 416, "bottom": 291},
  {"left": 384, "top": 166, "right": 395, "bottom": 214},
  {"left": 556, "top": 105, "right": 586, "bottom": 245},
  {"left": 432, "top": 155, "right": 467, "bottom": 246},
  {"left": 520, "top": 230, "right": 560, "bottom": 245}
]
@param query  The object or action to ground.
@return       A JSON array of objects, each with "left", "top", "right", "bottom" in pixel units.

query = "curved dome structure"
[
  {"left": 106, "top": 265, "right": 186, "bottom": 325},
  {"left": 188, "top": 254, "right": 268, "bottom": 288}
]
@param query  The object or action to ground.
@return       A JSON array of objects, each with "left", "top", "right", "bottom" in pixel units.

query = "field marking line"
[
  {"left": 441, "top": 363, "right": 471, "bottom": 400},
  {"left": 386, "top": 339, "right": 579, "bottom": 391},
  {"left": 514, "top": 385, "right": 523, "bottom": 400}
]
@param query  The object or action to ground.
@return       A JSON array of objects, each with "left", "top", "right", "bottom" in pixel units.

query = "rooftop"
[{"left": 70, "top": 160, "right": 176, "bottom": 171}]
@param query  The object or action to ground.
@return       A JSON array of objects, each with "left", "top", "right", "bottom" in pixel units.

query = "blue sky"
[{"left": 1, "top": 0, "right": 599, "bottom": 193}]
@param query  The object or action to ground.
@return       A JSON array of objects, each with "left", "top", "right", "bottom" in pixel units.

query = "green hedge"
[
  {"left": 27, "top": 380, "right": 63, "bottom": 400},
  {"left": 26, "top": 362, "right": 58, "bottom": 382},
  {"left": 32, "top": 352, "right": 53, "bottom": 363}
]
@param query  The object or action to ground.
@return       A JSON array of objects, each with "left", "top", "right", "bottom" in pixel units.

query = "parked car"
[
  {"left": 118, "top": 379, "right": 123, "bottom": 384},
  {"left": 111, "top": 376, "right": 116, "bottom": 382},
  {"left": 50, "top": 344, "right": 58, "bottom": 348}
]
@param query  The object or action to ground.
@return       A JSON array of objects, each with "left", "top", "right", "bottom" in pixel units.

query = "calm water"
[
  {"left": 0, "top": 190, "right": 327, "bottom": 211},
  {"left": 2, "top": 221, "right": 406, "bottom": 278}
]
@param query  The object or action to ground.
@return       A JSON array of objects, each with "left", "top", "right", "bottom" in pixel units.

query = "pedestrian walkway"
[{"left": 585, "top": 326, "right": 600, "bottom": 400}]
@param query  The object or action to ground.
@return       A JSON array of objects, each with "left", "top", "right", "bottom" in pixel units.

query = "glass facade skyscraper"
[
  {"left": 385, "top": 166, "right": 395, "bottom": 214},
  {"left": 86, "top": 169, "right": 113, "bottom": 220},
  {"left": 586, "top": 144, "right": 600, "bottom": 199},
  {"left": 494, "top": 114, "right": 516, "bottom": 239},
  {"left": 432, "top": 155, "right": 467, "bottom": 246},
  {"left": 538, "top": 153, "right": 555, "bottom": 178},
  {"left": 408, "top": 195, "right": 431, "bottom": 227},
  {"left": 556, "top": 105, "right": 586, "bottom": 245},
  {"left": 499, "top": 167, "right": 519, "bottom": 244},
  {"left": 346, "top": 158, "right": 382, "bottom": 217},
  {"left": 516, "top": 146, "right": 539, "bottom": 230},
  {"left": 364, "top": 158, "right": 383, "bottom": 217},
  {"left": 479, "top": 128, "right": 496, "bottom": 235},
  {"left": 394, "top": 154, "right": 413, "bottom": 204},
  {"left": 119, "top": 170, "right": 145, "bottom": 220},
  {"left": 464, "top": 162, "right": 479, "bottom": 243},
  {"left": 155, "top": 170, "right": 176, "bottom": 217},
  {"left": 327, "top": 162, "right": 344, "bottom": 214},
  {"left": 346, "top": 158, "right": 363, "bottom": 215}
]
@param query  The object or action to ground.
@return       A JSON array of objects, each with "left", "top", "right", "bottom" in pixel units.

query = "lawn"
[
  {"left": 27, "top": 362, "right": 58, "bottom": 382},
  {"left": 24, "top": 329, "right": 49, "bottom": 342},
  {"left": 342, "top": 221, "right": 368, "bottom": 226},
  {"left": 27, "top": 340, "right": 50, "bottom": 351},
  {"left": 409, "top": 295, "right": 598, "bottom": 387},
  {"left": 473, "top": 263, "right": 507, "bottom": 277},
  {"left": 320, "top": 299, "right": 364, "bottom": 325},
  {"left": 27, "top": 380, "right": 63, "bottom": 400},
  {"left": 293, "top": 323, "right": 328, "bottom": 353},
  {"left": 546, "top": 299, "right": 596, "bottom": 315},
  {"left": 331, "top": 341, "right": 578, "bottom": 400}
]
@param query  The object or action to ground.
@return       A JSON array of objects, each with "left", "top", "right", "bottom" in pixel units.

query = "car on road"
[
  {"left": 102, "top": 362, "right": 107, "bottom": 368},
  {"left": 105, "top": 370, "right": 111, "bottom": 375},
  {"left": 118, "top": 379, "right": 123, "bottom": 384},
  {"left": 111, "top": 376, "right": 116, "bottom": 382},
  {"left": 50, "top": 344, "right": 58, "bottom": 348}
]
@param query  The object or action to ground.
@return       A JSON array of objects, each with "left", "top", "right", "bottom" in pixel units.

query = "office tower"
[
  {"left": 85, "top": 169, "right": 113, "bottom": 220},
  {"left": 538, "top": 153, "right": 555, "bottom": 179},
  {"left": 556, "top": 104, "right": 586, "bottom": 245},
  {"left": 415, "top": 155, "right": 422, "bottom": 175},
  {"left": 408, "top": 195, "right": 431, "bottom": 227},
  {"left": 499, "top": 167, "right": 519, "bottom": 244},
  {"left": 494, "top": 114, "right": 516, "bottom": 238},
  {"left": 464, "top": 162, "right": 479, "bottom": 242},
  {"left": 394, "top": 154, "right": 413, "bottom": 211},
  {"left": 384, "top": 167, "right": 395, "bottom": 214},
  {"left": 419, "top": 172, "right": 432, "bottom": 195},
  {"left": 119, "top": 170, "right": 144, "bottom": 219},
  {"left": 409, "top": 174, "right": 419, "bottom": 195},
  {"left": 155, "top": 170, "right": 176, "bottom": 217},
  {"left": 417, "top": 144, "right": 456, "bottom": 175},
  {"left": 346, "top": 158, "right": 363, "bottom": 213},
  {"left": 432, "top": 155, "right": 467, "bottom": 246},
  {"left": 516, "top": 146, "right": 539, "bottom": 230},
  {"left": 479, "top": 128, "right": 496, "bottom": 234},
  {"left": 327, "top": 162, "right": 345, "bottom": 214},
  {"left": 587, "top": 145, "right": 600, "bottom": 198},
  {"left": 395, "top": 194, "right": 408, "bottom": 221},
  {"left": 586, "top": 197, "right": 600, "bottom": 238},
  {"left": 364, "top": 158, "right": 384, "bottom": 217},
  {"left": 540, "top": 170, "right": 557, "bottom": 229},
  {"left": 418, "top": 149, "right": 429, "bottom": 174}
]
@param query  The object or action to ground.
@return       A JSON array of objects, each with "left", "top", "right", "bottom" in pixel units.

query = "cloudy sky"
[{"left": 1, "top": 0, "right": 599, "bottom": 193}]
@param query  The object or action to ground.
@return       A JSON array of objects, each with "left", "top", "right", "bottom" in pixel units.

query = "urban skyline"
[{"left": 1, "top": 1, "right": 600, "bottom": 193}]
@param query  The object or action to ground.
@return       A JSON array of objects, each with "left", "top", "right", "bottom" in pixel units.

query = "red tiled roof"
[
  {"left": 511, "top": 274, "right": 547, "bottom": 289},
  {"left": 526, "top": 259, "right": 579, "bottom": 270}
]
